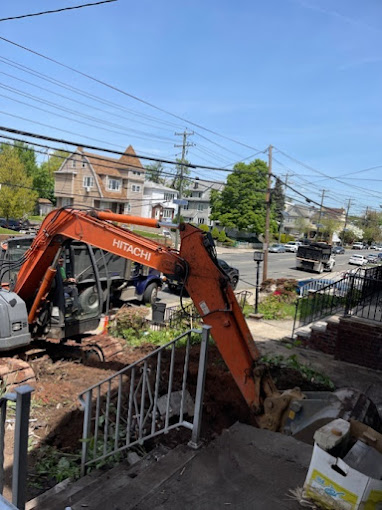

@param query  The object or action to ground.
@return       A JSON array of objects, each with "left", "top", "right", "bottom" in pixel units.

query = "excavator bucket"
[{"left": 282, "top": 388, "right": 382, "bottom": 444}]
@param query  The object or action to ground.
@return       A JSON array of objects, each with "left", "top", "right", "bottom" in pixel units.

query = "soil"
[{"left": 3, "top": 340, "right": 334, "bottom": 501}]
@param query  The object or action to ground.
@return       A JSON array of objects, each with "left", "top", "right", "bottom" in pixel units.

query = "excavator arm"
[{"left": 14, "top": 208, "right": 294, "bottom": 427}]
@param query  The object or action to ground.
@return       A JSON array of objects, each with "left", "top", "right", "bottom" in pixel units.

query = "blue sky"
[{"left": 1, "top": 0, "right": 382, "bottom": 215}]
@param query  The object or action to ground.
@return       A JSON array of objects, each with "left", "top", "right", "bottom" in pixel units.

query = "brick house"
[{"left": 54, "top": 146, "right": 145, "bottom": 214}]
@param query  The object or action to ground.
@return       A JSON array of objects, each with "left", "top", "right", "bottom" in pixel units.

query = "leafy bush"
[
  {"left": 217, "top": 230, "right": 227, "bottom": 242},
  {"left": 258, "top": 295, "right": 296, "bottom": 319},
  {"left": 261, "top": 278, "right": 276, "bottom": 292},
  {"left": 280, "top": 233, "right": 294, "bottom": 243},
  {"left": 211, "top": 227, "right": 220, "bottom": 240},
  {"left": 109, "top": 306, "right": 149, "bottom": 338},
  {"left": 198, "top": 223, "right": 210, "bottom": 232}
]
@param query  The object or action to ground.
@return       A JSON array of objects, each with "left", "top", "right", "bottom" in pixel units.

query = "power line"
[
  {"left": 0, "top": 36, "right": 263, "bottom": 153},
  {"left": 0, "top": 125, "right": 240, "bottom": 173},
  {"left": 0, "top": 1, "right": 117, "bottom": 22}
]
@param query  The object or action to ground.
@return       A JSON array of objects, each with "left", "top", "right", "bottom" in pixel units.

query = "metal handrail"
[{"left": 79, "top": 326, "right": 211, "bottom": 475}]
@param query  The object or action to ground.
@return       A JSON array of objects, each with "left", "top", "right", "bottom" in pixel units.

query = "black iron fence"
[{"left": 293, "top": 266, "right": 382, "bottom": 334}]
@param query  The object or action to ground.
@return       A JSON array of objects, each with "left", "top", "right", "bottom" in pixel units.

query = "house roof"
[
  {"left": 81, "top": 146, "right": 144, "bottom": 199},
  {"left": 144, "top": 181, "right": 178, "bottom": 193}
]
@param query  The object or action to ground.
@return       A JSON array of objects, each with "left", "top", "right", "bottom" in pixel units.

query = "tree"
[
  {"left": 11, "top": 142, "right": 38, "bottom": 177},
  {"left": 272, "top": 178, "right": 285, "bottom": 223},
  {"left": 0, "top": 146, "right": 37, "bottom": 220},
  {"left": 171, "top": 158, "right": 191, "bottom": 196},
  {"left": 340, "top": 224, "right": 363, "bottom": 245},
  {"left": 37, "top": 150, "right": 68, "bottom": 202},
  {"left": 320, "top": 218, "right": 341, "bottom": 243},
  {"left": 145, "top": 162, "right": 165, "bottom": 184},
  {"left": 294, "top": 217, "right": 311, "bottom": 237},
  {"left": 210, "top": 159, "right": 278, "bottom": 234},
  {"left": 362, "top": 211, "right": 382, "bottom": 244}
]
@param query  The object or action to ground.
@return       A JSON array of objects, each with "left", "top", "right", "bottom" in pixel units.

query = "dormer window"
[
  {"left": 107, "top": 178, "right": 121, "bottom": 191},
  {"left": 72, "top": 160, "right": 76, "bottom": 168}
]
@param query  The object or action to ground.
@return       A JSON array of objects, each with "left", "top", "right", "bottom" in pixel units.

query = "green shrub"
[
  {"left": 217, "top": 230, "right": 227, "bottom": 242},
  {"left": 211, "top": 227, "right": 220, "bottom": 240},
  {"left": 258, "top": 295, "right": 296, "bottom": 319},
  {"left": 109, "top": 306, "right": 149, "bottom": 337},
  {"left": 198, "top": 223, "right": 210, "bottom": 232}
]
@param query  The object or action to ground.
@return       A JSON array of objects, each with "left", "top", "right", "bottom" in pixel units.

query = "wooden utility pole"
[
  {"left": 342, "top": 198, "right": 353, "bottom": 242},
  {"left": 316, "top": 189, "right": 326, "bottom": 240},
  {"left": 262, "top": 145, "right": 272, "bottom": 282},
  {"left": 174, "top": 130, "right": 194, "bottom": 249}
]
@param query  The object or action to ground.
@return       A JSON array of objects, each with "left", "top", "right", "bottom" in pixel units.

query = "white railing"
[{"left": 79, "top": 326, "right": 211, "bottom": 475}]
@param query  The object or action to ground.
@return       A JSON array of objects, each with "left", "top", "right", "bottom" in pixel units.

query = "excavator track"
[
  {"left": 81, "top": 335, "right": 124, "bottom": 363},
  {"left": 58, "top": 334, "right": 124, "bottom": 364},
  {"left": 0, "top": 358, "right": 36, "bottom": 390}
]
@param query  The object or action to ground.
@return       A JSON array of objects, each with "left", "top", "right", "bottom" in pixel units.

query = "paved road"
[{"left": 158, "top": 249, "right": 376, "bottom": 304}]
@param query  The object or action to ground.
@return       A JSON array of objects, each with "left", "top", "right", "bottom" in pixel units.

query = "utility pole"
[
  {"left": 341, "top": 198, "right": 353, "bottom": 243},
  {"left": 262, "top": 145, "right": 272, "bottom": 282},
  {"left": 174, "top": 129, "right": 194, "bottom": 249},
  {"left": 278, "top": 172, "right": 289, "bottom": 243},
  {"left": 316, "top": 189, "right": 326, "bottom": 240}
]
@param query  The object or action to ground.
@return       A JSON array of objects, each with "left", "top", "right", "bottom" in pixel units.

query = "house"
[
  {"left": 37, "top": 198, "right": 53, "bottom": 216},
  {"left": 182, "top": 178, "right": 224, "bottom": 226},
  {"left": 54, "top": 146, "right": 145, "bottom": 215},
  {"left": 282, "top": 202, "right": 317, "bottom": 236},
  {"left": 141, "top": 181, "right": 179, "bottom": 222}
]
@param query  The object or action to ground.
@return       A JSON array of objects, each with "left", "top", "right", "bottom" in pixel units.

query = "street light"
[{"left": 253, "top": 251, "right": 264, "bottom": 314}]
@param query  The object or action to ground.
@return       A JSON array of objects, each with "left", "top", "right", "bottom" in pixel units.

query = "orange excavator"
[{"left": 0, "top": 208, "right": 380, "bottom": 437}]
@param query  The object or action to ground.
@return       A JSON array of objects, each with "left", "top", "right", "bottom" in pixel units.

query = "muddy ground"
[
  {"left": 4, "top": 339, "right": 332, "bottom": 500},
  {"left": 2, "top": 334, "right": 378, "bottom": 501}
]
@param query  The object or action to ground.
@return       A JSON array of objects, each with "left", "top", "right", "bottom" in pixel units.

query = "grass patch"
[
  {"left": 132, "top": 229, "right": 163, "bottom": 239},
  {"left": 0, "top": 227, "right": 18, "bottom": 234}
]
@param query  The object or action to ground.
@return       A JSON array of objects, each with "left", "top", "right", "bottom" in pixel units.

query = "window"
[
  {"left": 132, "top": 184, "right": 141, "bottom": 192},
  {"left": 82, "top": 161, "right": 86, "bottom": 168},
  {"left": 183, "top": 203, "right": 189, "bottom": 210},
  {"left": 198, "top": 218, "right": 205, "bottom": 224},
  {"left": 71, "top": 160, "right": 76, "bottom": 168},
  {"left": 163, "top": 209, "right": 172, "bottom": 218},
  {"left": 192, "top": 191, "right": 202, "bottom": 198},
  {"left": 197, "top": 203, "right": 204, "bottom": 211},
  {"left": 107, "top": 178, "right": 121, "bottom": 191},
  {"left": 164, "top": 193, "right": 175, "bottom": 201},
  {"left": 132, "top": 171, "right": 141, "bottom": 176},
  {"left": 124, "top": 203, "right": 131, "bottom": 214},
  {"left": 83, "top": 176, "right": 94, "bottom": 188},
  {"left": 61, "top": 197, "right": 73, "bottom": 207}
]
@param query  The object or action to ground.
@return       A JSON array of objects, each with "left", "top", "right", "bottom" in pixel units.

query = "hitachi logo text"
[{"left": 112, "top": 239, "right": 152, "bottom": 262}]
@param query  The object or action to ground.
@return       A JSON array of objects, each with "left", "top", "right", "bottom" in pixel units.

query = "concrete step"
[
  {"left": 30, "top": 445, "right": 169, "bottom": 510},
  {"left": 310, "top": 321, "right": 328, "bottom": 333},
  {"left": 72, "top": 444, "right": 198, "bottom": 510}
]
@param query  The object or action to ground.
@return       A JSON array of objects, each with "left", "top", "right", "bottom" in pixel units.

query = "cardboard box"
[{"left": 304, "top": 421, "right": 382, "bottom": 510}]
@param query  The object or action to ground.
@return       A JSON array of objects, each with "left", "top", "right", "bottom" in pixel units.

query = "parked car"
[
  {"left": 348, "top": 254, "right": 367, "bottom": 266},
  {"left": 0, "top": 218, "right": 24, "bottom": 231},
  {"left": 352, "top": 242, "right": 365, "bottom": 250},
  {"left": 367, "top": 254, "right": 378, "bottom": 264},
  {"left": 284, "top": 241, "right": 302, "bottom": 253},
  {"left": 375, "top": 246, "right": 382, "bottom": 251},
  {"left": 332, "top": 246, "right": 345, "bottom": 255},
  {"left": 269, "top": 244, "right": 286, "bottom": 253},
  {"left": 164, "top": 258, "right": 239, "bottom": 292}
]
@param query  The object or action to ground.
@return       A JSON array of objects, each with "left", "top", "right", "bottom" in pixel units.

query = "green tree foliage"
[
  {"left": 0, "top": 146, "right": 37, "bottom": 220},
  {"left": 320, "top": 218, "right": 341, "bottom": 242},
  {"left": 217, "top": 230, "right": 227, "bottom": 242},
  {"left": 12, "top": 142, "right": 38, "bottom": 177},
  {"left": 211, "top": 227, "right": 220, "bottom": 239},
  {"left": 198, "top": 223, "right": 209, "bottom": 232},
  {"left": 362, "top": 211, "right": 382, "bottom": 244},
  {"left": 272, "top": 178, "right": 285, "bottom": 223},
  {"left": 36, "top": 150, "right": 68, "bottom": 202},
  {"left": 294, "top": 217, "right": 311, "bottom": 237},
  {"left": 210, "top": 159, "right": 277, "bottom": 234},
  {"left": 145, "top": 162, "right": 165, "bottom": 184},
  {"left": 171, "top": 158, "right": 191, "bottom": 196}
]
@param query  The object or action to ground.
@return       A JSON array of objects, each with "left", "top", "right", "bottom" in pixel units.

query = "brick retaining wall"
[{"left": 335, "top": 316, "right": 382, "bottom": 370}]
